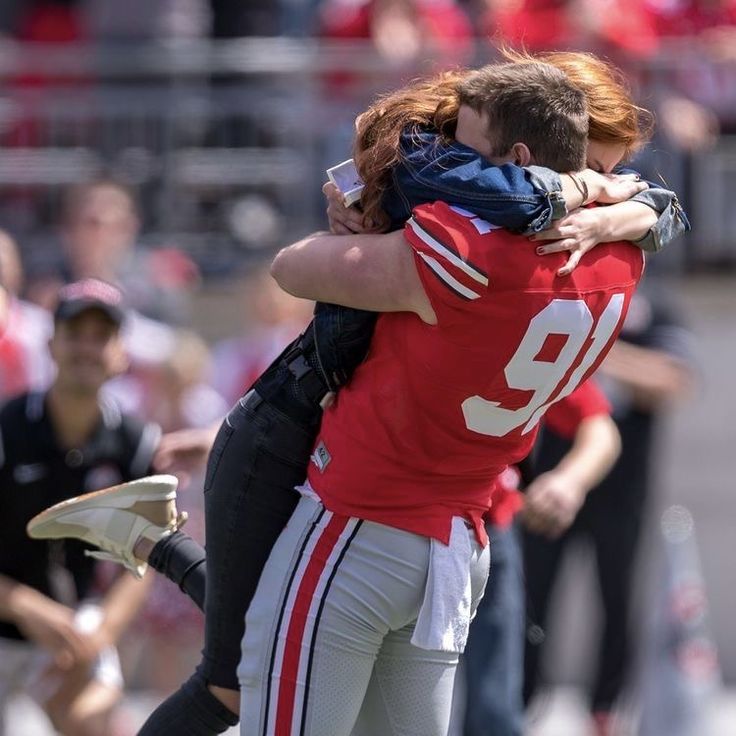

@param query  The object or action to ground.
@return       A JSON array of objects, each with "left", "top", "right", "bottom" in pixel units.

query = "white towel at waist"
[
  {"left": 412, "top": 516, "right": 477, "bottom": 653},
  {"left": 295, "top": 480, "right": 320, "bottom": 502}
]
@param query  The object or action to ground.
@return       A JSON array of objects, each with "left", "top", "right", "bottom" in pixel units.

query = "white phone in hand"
[{"left": 326, "top": 158, "right": 365, "bottom": 207}]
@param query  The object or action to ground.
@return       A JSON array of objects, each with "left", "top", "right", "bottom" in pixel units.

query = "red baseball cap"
[{"left": 54, "top": 279, "right": 125, "bottom": 326}]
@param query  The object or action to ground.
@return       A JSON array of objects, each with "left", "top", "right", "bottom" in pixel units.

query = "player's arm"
[{"left": 271, "top": 229, "right": 437, "bottom": 324}]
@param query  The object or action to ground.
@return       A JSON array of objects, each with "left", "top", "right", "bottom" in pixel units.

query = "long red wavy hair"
[{"left": 353, "top": 49, "right": 654, "bottom": 232}]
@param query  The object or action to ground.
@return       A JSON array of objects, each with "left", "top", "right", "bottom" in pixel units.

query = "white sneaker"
[{"left": 27, "top": 474, "right": 187, "bottom": 579}]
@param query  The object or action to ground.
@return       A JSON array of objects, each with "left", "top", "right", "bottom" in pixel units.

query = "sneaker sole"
[{"left": 27, "top": 474, "right": 178, "bottom": 539}]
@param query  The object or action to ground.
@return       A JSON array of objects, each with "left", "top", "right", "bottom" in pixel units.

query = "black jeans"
[
  {"left": 199, "top": 390, "right": 317, "bottom": 687},
  {"left": 139, "top": 390, "right": 318, "bottom": 734}
]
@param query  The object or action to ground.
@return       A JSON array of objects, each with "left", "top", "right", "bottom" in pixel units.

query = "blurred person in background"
[
  {"left": 0, "top": 0, "right": 23, "bottom": 36},
  {"left": 318, "top": 0, "right": 474, "bottom": 66},
  {"left": 209, "top": 0, "right": 283, "bottom": 36},
  {"left": 209, "top": 265, "right": 312, "bottom": 407},
  {"left": 83, "top": 0, "right": 210, "bottom": 42},
  {"left": 11, "top": 0, "right": 85, "bottom": 44},
  {"left": 26, "top": 179, "right": 199, "bottom": 327},
  {"left": 0, "top": 229, "right": 54, "bottom": 398},
  {"left": 0, "top": 278, "right": 161, "bottom": 736},
  {"left": 24, "top": 179, "right": 202, "bottom": 422},
  {"left": 522, "top": 281, "right": 696, "bottom": 736},
  {"left": 461, "top": 379, "right": 621, "bottom": 736},
  {"left": 476, "top": 0, "right": 657, "bottom": 59},
  {"left": 478, "top": 0, "right": 581, "bottom": 51}
]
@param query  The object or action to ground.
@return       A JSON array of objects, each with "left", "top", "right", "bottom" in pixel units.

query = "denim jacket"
[
  {"left": 384, "top": 129, "right": 566, "bottom": 233},
  {"left": 312, "top": 130, "right": 690, "bottom": 390},
  {"left": 617, "top": 167, "right": 690, "bottom": 253}
]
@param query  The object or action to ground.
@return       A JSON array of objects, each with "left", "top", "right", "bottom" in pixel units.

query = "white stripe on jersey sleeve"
[
  {"left": 407, "top": 217, "right": 489, "bottom": 286},
  {"left": 417, "top": 253, "right": 481, "bottom": 300}
]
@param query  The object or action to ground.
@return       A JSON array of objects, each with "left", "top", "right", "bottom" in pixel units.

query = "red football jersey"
[{"left": 307, "top": 202, "right": 644, "bottom": 545}]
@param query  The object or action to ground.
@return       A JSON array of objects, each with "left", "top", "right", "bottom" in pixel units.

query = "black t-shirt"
[{"left": 0, "top": 391, "right": 160, "bottom": 641}]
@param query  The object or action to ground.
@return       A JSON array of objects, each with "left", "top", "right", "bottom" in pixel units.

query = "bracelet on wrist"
[{"left": 569, "top": 172, "right": 590, "bottom": 206}]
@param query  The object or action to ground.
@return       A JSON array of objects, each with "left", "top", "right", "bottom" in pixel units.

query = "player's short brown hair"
[
  {"left": 457, "top": 61, "right": 588, "bottom": 173},
  {"left": 502, "top": 48, "right": 653, "bottom": 159}
]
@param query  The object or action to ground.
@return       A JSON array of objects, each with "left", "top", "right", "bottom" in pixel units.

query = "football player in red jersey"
[
  {"left": 30, "top": 54, "right": 668, "bottom": 730},
  {"left": 237, "top": 175, "right": 644, "bottom": 732}
]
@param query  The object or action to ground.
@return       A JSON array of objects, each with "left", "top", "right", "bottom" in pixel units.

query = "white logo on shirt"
[
  {"left": 13, "top": 463, "right": 47, "bottom": 484},
  {"left": 310, "top": 442, "right": 332, "bottom": 473}
]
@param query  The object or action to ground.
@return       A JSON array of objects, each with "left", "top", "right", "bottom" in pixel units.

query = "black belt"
[
  {"left": 241, "top": 388, "right": 264, "bottom": 410},
  {"left": 282, "top": 334, "right": 330, "bottom": 406}
]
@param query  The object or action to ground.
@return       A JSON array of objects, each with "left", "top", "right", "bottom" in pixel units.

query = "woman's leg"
[
  {"left": 146, "top": 531, "right": 207, "bottom": 612},
  {"left": 139, "top": 392, "right": 318, "bottom": 735}
]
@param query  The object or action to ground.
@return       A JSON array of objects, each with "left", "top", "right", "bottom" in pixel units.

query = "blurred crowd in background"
[
  {"left": 0, "top": 0, "right": 734, "bottom": 273},
  {"left": 0, "top": 1, "right": 734, "bottom": 735}
]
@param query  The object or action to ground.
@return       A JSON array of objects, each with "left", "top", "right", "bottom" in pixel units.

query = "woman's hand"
[
  {"left": 532, "top": 207, "right": 610, "bottom": 276},
  {"left": 323, "top": 182, "right": 371, "bottom": 235}
]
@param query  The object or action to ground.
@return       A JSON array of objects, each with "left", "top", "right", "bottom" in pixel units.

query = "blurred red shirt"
[{"left": 487, "top": 378, "right": 612, "bottom": 528}]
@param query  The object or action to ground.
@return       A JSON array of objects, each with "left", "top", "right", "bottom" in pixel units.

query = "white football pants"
[{"left": 238, "top": 495, "right": 489, "bottom": 736}]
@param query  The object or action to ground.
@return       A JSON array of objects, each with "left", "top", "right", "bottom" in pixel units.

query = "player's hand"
[
  {"left": 323, "top": 181, "right": 369, "bottom": 235},
  {"left": 521, "top": 470, "right": 586, "bottom": 539},
  {"left": 153, "top": 423, "right": 220, "bottom": 484},
  {"left": 584, "top": 169, "right": 647, "bottom": 205},
  {"left": 15, "top": 596, "right": 97, "bottom": 671},
  {"left": 531, "top": 208, "right": 606, "bottom": 276}
]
